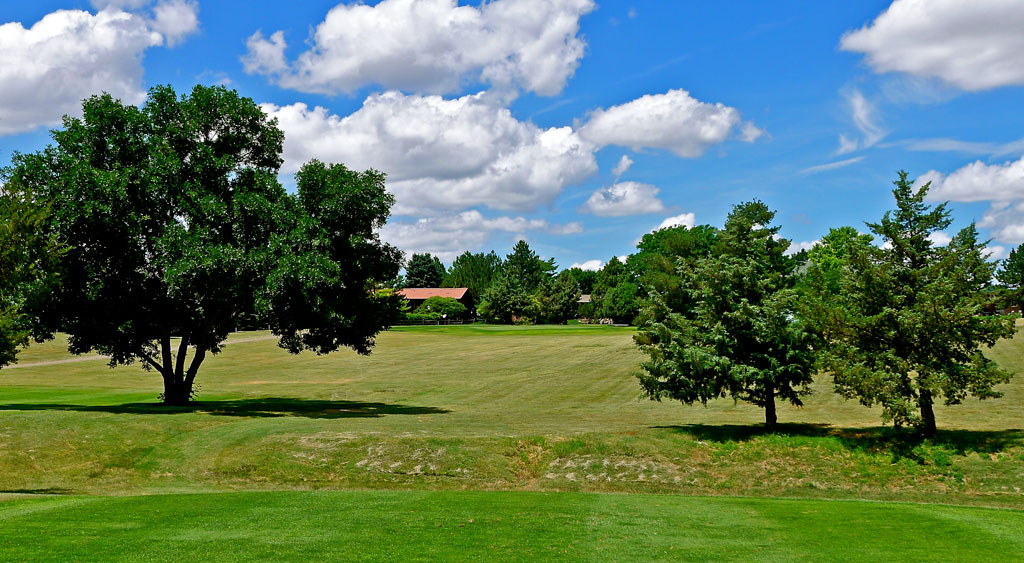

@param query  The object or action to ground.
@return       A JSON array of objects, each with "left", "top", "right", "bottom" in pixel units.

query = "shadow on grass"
[
  {"left": 655, "top": 423, "right": 1024, "bottom": 457},
  {"left": 0, "top": 488, "right": 75, "bottom": 495},
  {"left": 0, "top": 398, "right": 450, "bottom": 419}
]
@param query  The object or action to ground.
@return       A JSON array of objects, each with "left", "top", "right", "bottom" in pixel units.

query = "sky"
[{"left": 3, "top": 0, "right": 1024, "bottom": 269}]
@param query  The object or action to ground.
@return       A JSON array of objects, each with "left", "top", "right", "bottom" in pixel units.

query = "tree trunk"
[
  {"left": 764, "top": 383, "right": 777, "bottom": 431},
  {"left": 162, "top": 376, "right": 192, "bottom": 406},
  {"left": 919, "top": 389, "right": 937, "bottom": 437}
]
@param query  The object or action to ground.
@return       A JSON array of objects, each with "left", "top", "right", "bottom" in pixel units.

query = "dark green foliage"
[
  {"left": 810, "top": 172, "right": 1015, "bottom": 435},
  {"left": 996, "top": 244, "right": 1024, "bottom": 307},
  {"left": 413, "top": 296, "right": 467, "bottom": 318},
  {"left": 479, "top": 275, "right": 531, "bottom": 324},
  {"left": 598, "top": 282, "right": 640, "bottom": 324},
  {"left": 504, "top": 240, "right": 556, "bottom": 292},
  {"left": 629, "top": 224, "right": 718, "bottom": 322},
  {"left": 443, "top": 250, "right": 502, "bottom": 304},
  {"left": 0, "top": 194, "right": 64, "bottom": 368},
  {"left": 592, "top": 257, "right": 640, "bottom": 324},
  {"left": 405, "top": 253, "right": 446, "bottom": 288},
  {"left": 529, "top": 271, "right": 582, "bottom": 324},
  {"left": 3, "top": 85, "right": 401, "bottom": 404},
  {"left": 636, "top": 201, "right": 816, "bottom": 429},
  {"left": 564, "top": 267, "right": 598, "bottom": 294}
]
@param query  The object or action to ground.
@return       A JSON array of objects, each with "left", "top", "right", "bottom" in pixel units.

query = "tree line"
[
  {"left": 391, "top": 174, "right": 1021, "bottom": 435},
  {"left": 1, "top": 85, "right": 1019, "bottom": 435}
]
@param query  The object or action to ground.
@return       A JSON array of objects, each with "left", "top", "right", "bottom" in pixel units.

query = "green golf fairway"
[{"left": 1, "top": 491, "right": 1022, "bottom": 562}]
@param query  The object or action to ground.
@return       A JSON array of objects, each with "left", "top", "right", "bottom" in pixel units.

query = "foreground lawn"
[
  {"left": 1, "top": 490, "right": 1022, "bottom": 562},
  {"left": 1, "top": 323, "right": 1022, "bottom": 506}
]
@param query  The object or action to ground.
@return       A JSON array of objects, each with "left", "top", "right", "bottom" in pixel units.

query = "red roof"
[{"left": 398, "top": 288, "right": 469, "bottom": 300}]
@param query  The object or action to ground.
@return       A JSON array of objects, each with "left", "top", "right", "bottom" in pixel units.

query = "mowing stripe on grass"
[{"left": 0, "top": 491, "right": 1021, "bottom": 562}]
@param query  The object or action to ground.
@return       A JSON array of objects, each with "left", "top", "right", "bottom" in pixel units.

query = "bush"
[
  {"left": 413, "top": 296, "right": 466, "bottom": 318},
  {"left": 404, "top": 312, "right": 442, "bottom": 322}
]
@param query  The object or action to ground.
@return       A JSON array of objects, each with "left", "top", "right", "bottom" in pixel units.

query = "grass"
[
  {"left": 0, "top": 491, "right": 1022, "bottom": 561},
  {"left": 1, "top": 322, "right": 1023, "bottom": 559}
]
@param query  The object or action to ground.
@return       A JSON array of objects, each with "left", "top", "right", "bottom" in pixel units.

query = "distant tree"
[
  {"left": 0, "top": 194, "right": 64, "bottom": 368},
  {"left": 443, "top": 250, "right": 503, "bottom": 304},
  {"left": 530, "top": 271, "right": 582, "bottom": 324},
  {"left": 504, "top": 240, "right": 556, "bottom": 291},
  {"left": 598, "top": 281, "right": 640, "bottom": 324},
  {"left": 414, "top": 296, "right": 467, "bottom": 318},
  {"left": 996, "top": 244, "right": 1024, "bottom": 307},
  {"left": 592, "top": 257, "right": 641, "bottom": 323},
  {"left": 479, "top": 275, "right": 531, "bottom": 324},
  {"left": 813, "top": 172, "right": 1015, "bottom": 435},
  {"left": 3, "top": 85, "right": 402, "bottom": 404},
  {"left": 564, "top": 267, "right": 598, "bottom": 294},
  {"left": 803, "top": 226, "right": 874, "bottom": 296},
  {"left": 629, "top": 224, "right": 718, "bottom": 317},
  {"left": 635, "top": 201, "right": 816, "bottom": 430},
  {"left": 405, "top": 253, "right": 446, "bottom": 288}
]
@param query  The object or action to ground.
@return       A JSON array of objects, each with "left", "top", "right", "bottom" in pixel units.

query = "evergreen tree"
[
  {"left": 635, "top": 201, "right": 815, "bottom": 430},
  {"left": 996, "top": 244, "right": 1024, "bottom": 307},
  {"left": 814, "top": 172, "right": 1015, "bottom": 435},
  {"left": 530, "top": 271, "right": 582, "bottom": 324},
  {"left": 405, "top": 253, "right": 446, "bottom": 288},
  {"left": 504, "top": 240, "right": 555, "bottom": 291},
  {"left": 443, "top": 250, "right": 502, "bottom": 304}
]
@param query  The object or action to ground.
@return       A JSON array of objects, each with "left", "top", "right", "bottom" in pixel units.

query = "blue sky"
[{"left": 3, "top": 0, "right": 1024, "bottom": 269}]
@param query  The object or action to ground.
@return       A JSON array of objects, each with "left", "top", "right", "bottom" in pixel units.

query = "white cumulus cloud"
[
  {"left": 0, "top": 4, "right": 198, "bottom": 135},
  {"left": 918, "top": 156, "right": 1024, "bottom": 202},
  {"left": 656, "top": 212, "right": 696, "bottom": 230},
  {"left": 979, "top": 202, "right": 1024, "bottom": 245},
  {"left": 148, "top": 0, "right": 199, "bottom": 45},
  {"left": 841, "top": 0, "right": 1024, "bottom": 91},
  {"left": 581, "top": 181, "right": 665, "bottom": 217},
  {"left": 243, "top": 0, "right": 595, "bottom": 96},
  {"left": 263, "top": 91, "right": 597, "bottom": 214},
  {"left": 578, "top": 89, "right": 760, "bottom": 157},
  {"left": 570, "top": 259, "right": 604, "bottom": 271},
  {"left": 379, "top": 210, "right": 581, "bottom": 262},
  {"left": 786, "top": 240, "right": 819, "bottom": 256},
  {"left": 918, "top": 156, "right": 1024, "bottom": 246}
]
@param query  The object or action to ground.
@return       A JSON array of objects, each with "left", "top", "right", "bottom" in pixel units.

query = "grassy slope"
[
  {"left": 0, "top": 323, "right": 1022, "bottom": 506},
  {"left": 1, "top": 491, "right": 1022, "bottom": 562}
]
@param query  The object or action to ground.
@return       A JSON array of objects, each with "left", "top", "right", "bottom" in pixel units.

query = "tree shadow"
[
  {"left": 0, "top": 488, "right": 75, "bottom": 495},
  {"left": 654, "top": 423, "right": 1024, "bottom": 457},
  {"left": 0, "top": 398, "right": 450, "bottom": 419}
]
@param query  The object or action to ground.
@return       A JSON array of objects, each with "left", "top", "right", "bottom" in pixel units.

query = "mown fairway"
[
  {"left": 2, "top": 323, "right": 1023, "bottom": 560},
  {"left": 1, "top": 491, "right": 1023, "bottom": 562}
]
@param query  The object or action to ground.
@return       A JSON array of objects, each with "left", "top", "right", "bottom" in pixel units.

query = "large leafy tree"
[
  {"left": 635, "top": 201, "right": 815, "bottom": 430},
  {"left": 0, "top": 194, "right": 64, "bottom": 368},
  {"left": 405, "top": 253, "right": 446, "bottom": 288},
  {"left": 813, "top": 172, "right": 1015, "bottom": 435},
  {"left": 3, "top": 85, "right": 402, "bottom": 404},
  {"left": 629, "top": 224, "right": 718, "bottom": 313},
  {"left": 592, "top": 257, "right": 640, "bottom": 324},
  {"left": 443, "top": 250, "right": 502, "bottom": 304},
  {"left": 802, "top": 226, "right": 874, "bottom": 296},
  {"left": 564, "top": 267, "right": 598, "bottom": 294},
  {"left": 479, "top": 275, "right": 531, "bottom": 324}
]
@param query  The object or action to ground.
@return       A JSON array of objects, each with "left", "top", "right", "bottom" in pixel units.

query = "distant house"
[{"left": 397, "top": 288, "right": 473, "bottom": 313}]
